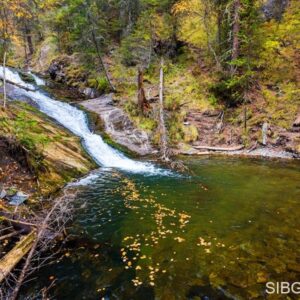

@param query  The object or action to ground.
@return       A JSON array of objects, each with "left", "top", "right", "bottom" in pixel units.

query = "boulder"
[
  {"left": 9, "top": 191, "right": 29, "bottom": 206},
  {"left": 48, "top": 61, "right": 66, "bottom": 82},
  {"left": 80, "top": 95, "right": 156, "bottom": 156},
  {"left": 82, "top": 87, "right": 99, "bottom": 99},
  {"left": 0, "top": 189, "right": 6, "bottom": 199}
]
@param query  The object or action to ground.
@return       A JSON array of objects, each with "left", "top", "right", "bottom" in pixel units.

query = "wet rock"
[
  {"left": 19, "top": 71, "right": 35, "bottom": 84},
  {"left": 8, "top": 191, "right": 29, "bottom": 206},
  {"left": 80, "top": 95, "right": 156, "bottom": 156},
  {"left": 48, "top": 61, "right": 66, "bottom": 82},
  {"left": 82, "top": 87, "right": 99, "bottom": 99},
  {"left": 0, "top": 188, "right": 6, "bottom": 199}
]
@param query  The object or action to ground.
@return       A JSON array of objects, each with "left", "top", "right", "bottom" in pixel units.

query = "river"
[{"left": 1, "top": 68, "right": 300, "bottom": 300}]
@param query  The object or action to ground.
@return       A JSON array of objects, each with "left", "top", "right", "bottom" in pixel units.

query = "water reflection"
[{"left": 22, "top": 157, "right": 300, "bottom": 300}]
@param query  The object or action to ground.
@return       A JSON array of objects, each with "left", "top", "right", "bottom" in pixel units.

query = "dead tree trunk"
[
  {"left": 243, "top": 106, "right": 247, "bottom": 130},
  {"left": 24, "top": 24, "right": 34, "bottom": 56},
  {"left": 137, "top": 68, "right": 148, "bottom": 116},
  {"left": 3, "top": 51, "right": 7, "bottom": 109},
  {"left": 231, "top": 0, "right": 241, "bottom": 75},
  {"left": 84, "top": 2, "right": 116, "bottom": 92},
  {"left": 0, "top": 231, "right": 36, "bottom": 283},
  {"left": 262, "top": 122, "right": 268, "bottom": 146},
  {"left": 90, "top": 27, "right": 116, "bottom": 92},
  {"left": 159, "top": 58, "right": 169, "bottom": 162}
]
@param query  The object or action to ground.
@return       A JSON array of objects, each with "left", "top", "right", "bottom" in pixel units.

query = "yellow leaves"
[
  {"left": 178, "top": 212, "right": 191, "bottom": 228},
  {"left": 172, "top": 0, "right": 194, "bottom": 15},
  {"left": 172, "top": 0, "right": 217, "bottom": 48},
  {"left": 174, "top": 236, "right": 185, "bottom": 243},
  {"left": 132, "top": 278, "right": 143, "bottom": 286}
]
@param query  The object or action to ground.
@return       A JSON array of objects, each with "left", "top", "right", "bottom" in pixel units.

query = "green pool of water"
[{"left": 22, "top": 157, "right": 300, "bottom": 299}]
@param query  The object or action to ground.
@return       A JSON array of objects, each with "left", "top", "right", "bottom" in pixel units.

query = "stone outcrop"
[{"left": 80, "top": 95, "right": 155, "bottom": 156}]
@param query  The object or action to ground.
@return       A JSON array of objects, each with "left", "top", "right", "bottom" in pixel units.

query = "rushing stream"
[
  {"left": 1, "top": 68, "right": 300, "bottom": 299},
  {"left": 0, "top": 66, "right": 163, "bottom": 174}
]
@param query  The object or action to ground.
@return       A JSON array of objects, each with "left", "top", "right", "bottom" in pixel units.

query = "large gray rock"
[
  {"left": 82, "top": 87, "right": 99, "bottom": 99},
  {"left": 9, "top": 191, "right": 29, "bottom": 206},
  {"left": 0, "top": 189, "right": 6, "bottom": 199},
  {"left": 80, "top": 95, "right": 156, "bottom": 156}
]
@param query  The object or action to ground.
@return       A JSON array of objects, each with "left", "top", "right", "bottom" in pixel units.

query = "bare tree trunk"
[
  {"left": 262, "top": 122, "right": 268, "bottom": 146},
  {"left": 231, "top": 0, "right": 240, "bottom": 74},
  {"left": 90, "top": 27, "right": 116, "bottom": 92},
  {"left": 217, "top": 8, "right": 223, "bottom": 48},
  {"left": 84, "top": 1, "right": 116, "bottom": 92},
  {"left": 243, "top": 106, "right": 247, "bottom": 130},
  {"left": 24, "top": 23, "right": 34, "bottom": 56},
  {"left": 3, "top": 51, "right": 7, "bottom": 109},
  {"left": 202, "top": 0, "right": 221, "bottom": 70},
  {"left": 159, "top": 58, "right": 169, "bottom": 161},
  {"left": 137, "top": 67, "right": 148, "bottom": 116}
]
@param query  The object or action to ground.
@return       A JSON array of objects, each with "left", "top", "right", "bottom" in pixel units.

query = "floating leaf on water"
[{"left": 174, "top": 237, "right": 185, "bottom": 243}]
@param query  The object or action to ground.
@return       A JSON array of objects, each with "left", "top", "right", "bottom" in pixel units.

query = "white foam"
[
  {"left": 0, "top": 67, "right": 170, "bottom": 175},
  {"left": 0, "top": 66, "right": 35, "bottom": 90},
  {"left": 28, "top": 71, "right": 46, "bottom": 86}
]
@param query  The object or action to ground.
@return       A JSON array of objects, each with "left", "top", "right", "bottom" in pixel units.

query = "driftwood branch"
[
  {"left": 2, "top": 79, "right": 35, "bottom": 91},
  {"left": 9, "top": 189, "right": 76, "bottom": 300},
  {"left": 193, "top": 145, "right": 244, "bottom": 151},
  {"left": 0, "top": 231, "right": 36, "bottom": 283},
  {"left": 0, "top": 231, "right": 19, "bottom": 241}
]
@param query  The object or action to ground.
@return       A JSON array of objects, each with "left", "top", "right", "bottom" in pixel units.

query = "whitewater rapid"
[{"left": 0, "top": 66, "right": 166, "bottom": 175}]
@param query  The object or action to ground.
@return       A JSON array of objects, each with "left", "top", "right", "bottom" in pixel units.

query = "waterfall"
[
  {"left": 0, "top": 67, "right": 167, "bottom": 175},
  {"left": 28, "top": 71, "right": 46, "bottom": 86},
  {"left": 0, "top": 66, "right": 35, "bottom": 90}
]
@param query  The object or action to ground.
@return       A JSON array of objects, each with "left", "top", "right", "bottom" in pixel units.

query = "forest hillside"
[{"left": 1, "top": 0, "right": 300, "bottom": 155}]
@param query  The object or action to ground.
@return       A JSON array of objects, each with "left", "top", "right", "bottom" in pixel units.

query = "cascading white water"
[
  {"left": 0, "top": 66, "right": 35, "bottom": 90},
  {"left": 28, "top": 71, "right": 46, "bottom": 86},
  {"left": 0, "top": 66, "right": 166, "bottom": 175}
]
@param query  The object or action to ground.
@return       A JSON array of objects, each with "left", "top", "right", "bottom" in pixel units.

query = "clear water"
[{"left": 21, "top": 157, "right": 300, "bottom": 300}]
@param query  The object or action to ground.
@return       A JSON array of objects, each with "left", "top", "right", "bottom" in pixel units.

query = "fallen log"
[
  {"left": 0, "top": 213, "right": 35, "bottom": 234},
  {"left": 0, "top": 231, "right": 36, "bottom": 283},
  {"left": 193, "top": 145, "right": 244, "bottom": 151},
  {"left": 3, "top": 79, "right": 35, "bottom": 91},
  {"left": 0, "top": 231, "right": 19, "bottom": 241}
]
